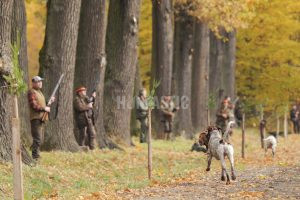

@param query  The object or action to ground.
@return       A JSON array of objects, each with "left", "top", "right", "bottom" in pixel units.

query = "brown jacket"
[
  {"left": 74, "top": 94, "right": 93, "bottom": 128},
  {"left": 216, "top": 101, "right": 230, "bottom": 119},
  {"left": 160, "top": 99, "right": 176, "bottom": 121},
  {"left": 28, "top": 88, "right": 47, "bottom": 121}
]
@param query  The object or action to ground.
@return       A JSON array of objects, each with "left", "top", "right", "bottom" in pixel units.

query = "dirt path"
[{"left": 123, "top": 165, "right": 300, "bottom": 199}]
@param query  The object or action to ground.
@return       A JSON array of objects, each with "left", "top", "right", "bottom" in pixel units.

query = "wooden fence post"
[
  {"left": 284, "top": 109, "right": 288, "bottom": 138},
  {"left": 12, "top": 96, "right": 24, "bottom": 200},
  {"left": 259, "top": 119, "right": 265, "bottom": 149},
  {"left": 148, "top": 109, "right": 152, "bottom": 180},
  {"left": 276, "top": 115, "right": 280, "bottom": 138},
  {"left": 207, "top": 108, "right": 210, "bottom": 126},
  {"left": 260, "top": 105, "right": 264, "bottom": 121},
  {"left": 242, "top": 113, "right": 245, "bottom": 158}
]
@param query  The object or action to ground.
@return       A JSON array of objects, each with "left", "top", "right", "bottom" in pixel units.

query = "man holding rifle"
[
  {"left": 74, "top": 86, "right": 97, "bottom": 150},
  {"left": 28, "top": 76, "right": 55, "bottom": 160}
]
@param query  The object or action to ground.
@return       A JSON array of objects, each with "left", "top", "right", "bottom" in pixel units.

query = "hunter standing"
[
  {"left": 28, "top": 76, "right": 55, "bottom": 160},
  {"left": 160, "top": 95, "right": 177, "bottom": 140},
  {"left": 290, "top": 105, "right": 300, "bottom": 134},
  {"left": 136, "top": 88, "right": 149, "bottom": 143},
  {"left": 216, "top": 96, "right": 233, "bottom": 132},
  {"left": 74, "top": 87, "right": 97, "bottom": 150}
]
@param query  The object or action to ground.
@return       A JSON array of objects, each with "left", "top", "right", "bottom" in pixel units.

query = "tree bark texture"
[
  {"left": 151, "top": 0, "right": 173, "bottom": 137},
  {"left": 11, "top": 0, "right": 31, "bottom": 146},
  {"left": 39, "top": 0, "right": 81, "bottom": 151},
  {"left": 0, "top": 0, "right": 32, "bottom": 164},
  {"left": 0, "top": 0, "right": 13, "bottom": 74},
  {"left": 0, "top": 0, "right": 14, "bottom": 163},
  {"left": 209, "top": 31, "right": 225, "bottom": 123},
  {"left": 191, "top": 22, "right": 210, "bottom": 131},
  {"left": 223, "top": 31, "right": 236, "bottom": 99},
  {"left": 172, "top": 12, "right": 194, "bottom": 138},
  {"left": 74, "top": 0, "right": 116, "bottom": 149},
  {"left": 130, "top": 63, "right": 143, "bottom": 138},
  {"left": 104, "top": 0, "right": 141, "bottom": 146}
]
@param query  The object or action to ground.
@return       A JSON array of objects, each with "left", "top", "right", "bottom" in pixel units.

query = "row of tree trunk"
[
  {"left": 0, "top": 0, "right": 236, "bottom": 163},
  {"left": 152, "top": 1, "right": 237, "bottom": 136},
  {"left": 39, "top": 0, "right": 142, "bottom": 149},
  {"left": 1, "top": 0, "right": 143, "bottom": 161}
]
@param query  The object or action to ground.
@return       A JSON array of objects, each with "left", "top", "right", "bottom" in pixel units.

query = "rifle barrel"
[{"left": 47, "top": 74, "right": 64, "bottom": 105}]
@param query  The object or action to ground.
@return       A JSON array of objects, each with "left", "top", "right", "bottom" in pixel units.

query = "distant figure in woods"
[
  {"left": 28, "top": 76, "right": 55, "bottom": 160},
  {"left": 74, "top": 87, "right": 97, "bottom": 150},
  {"left": 136, "top": 88, "right": 149, "bottom": 143},
  {"left": 216, "top": 96, "right": 234, "bottom": 132},
  {"left": 290, "top": 105, "right": 300, "bottom": 134},
  {"left": 234, "top": 98, "right": 243, "bottom": 126},
  {"left": 160, "top": 95, "right": 178, "bottom": 140}
]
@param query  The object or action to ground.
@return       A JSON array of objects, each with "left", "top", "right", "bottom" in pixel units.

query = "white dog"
[
  {"left": 264, "top": 135, "right": 277, "bottom": 157},
  {"left": 199, "top": 125, "right": 236, "bottom": 185}
]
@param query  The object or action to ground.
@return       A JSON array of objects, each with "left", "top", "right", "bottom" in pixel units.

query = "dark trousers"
[
  {"left": 163, "top": 115, "right": 173, "bottom": 140},
  {"left": 216, "top": 116, "right": 228, "bottom": 133},
  {"left": 78, "top": 119, "right": 96, "bottom": 150},
  {"left": 138, "top": 117, "right": 148, "bottom": 143},
  {"left": 164, "top": 119, "right": 173, "bottom": 133},
  {"left": 31, "top": 119, "right": 44, "bottom": 159},
  {"left": 292, "top": 120, "right": 300, "bottom": 133}
]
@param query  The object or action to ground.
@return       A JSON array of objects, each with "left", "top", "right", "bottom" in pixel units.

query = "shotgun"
[
  {"left": 232, "top": 97, "right": 240, "bottom": 107},
  {"left": 41, "top": 74, "right": 64, "bottom": 122}
]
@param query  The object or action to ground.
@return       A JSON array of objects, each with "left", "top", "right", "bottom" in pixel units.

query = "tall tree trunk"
[
  {"left": 223, "top": 31, "right": 236, "bottom": 99},
  {"left": 151, "top": 0, "right": 173, "bottom": 137},
  {"left": 284, "top": 109, "right": 288, "bottom": 138},
  {"left": 0, "top": 0, "right": 31, "bottom": 164},
  {"left": 191, "top": 22, "right": 210, "bottom": 131},
  {"left": 209, "top": 31, "right": 225, "bottom": 123},
  {"left": 39, "top": 0, "right": 81, "bottom": 151},
  {"left": 11, "top": 0, "right": 31, "bottom": 146},
  {"left": 0, "top": 0, "right": 14, "bottom": 163},
  {"left": 74, "top": 0, "right": 116, "bottom": 149},
  {"left": 172, "top": 12, "right": 194, "bottom": 138},
  {"left": 130, "top": 63, "right": 143, "bottom": 138},
  {"left": 104, "top": 0, "right": 141, "bottom": 146}
]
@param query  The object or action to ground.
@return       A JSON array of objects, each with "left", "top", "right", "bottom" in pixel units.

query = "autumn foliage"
[
  {"left": 25, "top": 1, "right": 300, "bottom": 119},
  {"left": 236, "top": 0, "right": 300, "bottom": 117},
  {"left": 23, "top": 0, "right": 300, "bottom": 116}
]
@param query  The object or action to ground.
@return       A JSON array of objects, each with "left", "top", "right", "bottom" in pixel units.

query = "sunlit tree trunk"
[
  {"left": 223, "top": 31, "right": 236, "bottom": 99},
  {"left": 209, "top": 31, "right": 225, "bottom": 123},
  {"left": 104, "top": 0, "right": 141, "bottom": 146},
  {"left": 0, "top": 0, "right": 31, "bottom": 164},
  {"left": 151, "top": 0, "right": 173, "bottom": 137},
  {"left": 39, "top": 0, "right": 81, "bottom": 151},
  {"left": 11, "top": 0, "right": 31, "bottom": 146},
  {"left": 172, "top": 10, "right": 194, "bottom": 138},
  {"left": 191, "top": 22, "right": 210, "bottom": 131},
  {"left": 130, "top": 63, "right": 143, "bottom": 139},
  {"left": 74, "top": 0, "right": 117, "bottom": 148}
]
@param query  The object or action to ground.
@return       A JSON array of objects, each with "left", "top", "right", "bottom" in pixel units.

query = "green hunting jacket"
[{"left": 136, "top": 96, "right": 148, "bottom": 120}]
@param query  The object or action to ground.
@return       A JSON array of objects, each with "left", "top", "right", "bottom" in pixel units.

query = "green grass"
[
  {"left": 1, "top": 129, "right": 299, "bottom": 199},
  {"left": 0, "top": 137, "right": 207, "bottom": 199}
]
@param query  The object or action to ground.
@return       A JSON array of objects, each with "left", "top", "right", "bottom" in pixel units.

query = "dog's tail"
[
  {"left": 223, "top": 121, "right": 235, "bottom": 141},
  {"left": 226, "top": 121, "right": 235, "bottom": 132}
]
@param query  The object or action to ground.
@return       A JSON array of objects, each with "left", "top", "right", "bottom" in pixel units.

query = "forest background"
[
  {"left": 0, "top": 0, "right": 300, "bottom": 198},
  {"left": 26, "top": 0, "right": 300, "bottom": 127}
]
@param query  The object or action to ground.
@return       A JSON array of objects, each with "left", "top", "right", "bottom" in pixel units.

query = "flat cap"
[
  {"left": 32, "top": 76, "right": 44, "bottom": 82},
  {"left": 75, "top": 86, "right": 87, "bottom": 93}
]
